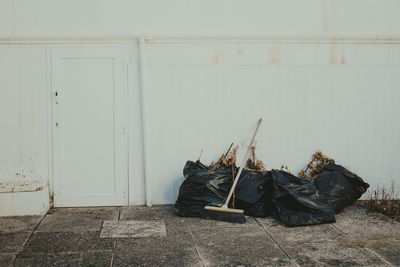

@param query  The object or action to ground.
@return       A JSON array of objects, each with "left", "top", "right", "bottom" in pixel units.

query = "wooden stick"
[{"left": 222, "top": 118, "right": 263, "bottom": 208}]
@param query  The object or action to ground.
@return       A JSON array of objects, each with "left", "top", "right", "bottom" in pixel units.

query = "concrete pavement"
[{"left": 0, "top": 204, "right": 399, "bottom": 266}]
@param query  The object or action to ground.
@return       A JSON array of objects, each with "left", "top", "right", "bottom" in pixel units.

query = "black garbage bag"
[
  {"left": 235, "top": 170, "right": 273, "bottom": 217},
  {"left": 174, "top": 161, "right": 270, "bottom": 218},
  {"left": 174, "top": 161, "right": 232, "bottom": 217},
  {"left": 175, "top": 156, "right": 369, "bottom": 227},
  {"left": 270, "top": 170, "right": 336, "bottom": 227},
  {"left": 314, "top": 163, "right": 370, "bottom": 213}
]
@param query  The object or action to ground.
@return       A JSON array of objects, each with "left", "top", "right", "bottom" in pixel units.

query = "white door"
[{"left": 52, "top": 46, "right": 128, "bottom": 207}]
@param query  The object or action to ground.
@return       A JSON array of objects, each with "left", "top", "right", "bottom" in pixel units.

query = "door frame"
[{"left": 47, "top": 44, "right": 130, "bottom": 207}]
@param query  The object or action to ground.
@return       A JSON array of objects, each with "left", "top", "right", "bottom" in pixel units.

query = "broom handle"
[{"left": 224, "top": 118, "right": 263, "bottom": 207}]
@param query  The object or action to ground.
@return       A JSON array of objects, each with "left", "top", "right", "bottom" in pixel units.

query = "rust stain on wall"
[
  {"left": 330, "top": 45, "right": 346, "bottom": 64},
  {"left": 268, "top": 47, "right": 282, "bottom": 64},
  {"left": 330, "top": 45, "right": 340, "bottom": 64},
  {"left": 213, "top": 49, "right": 222, "bottom": 64}
]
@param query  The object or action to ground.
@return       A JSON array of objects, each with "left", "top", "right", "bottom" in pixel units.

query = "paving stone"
[
  {"left": 19, "top": 231, "right": 114, "bottom": 256},
  {"left": 0, "top": 216, "right": 41, "bottom": 233},
  {"left": 335, "top": 205, "right": 400, "bottom": 266},
  {"left": 257, "top": 217, "right": 389, "bottom": 266},
  {"left": 0, "top": 225, "right": 31, "bottom": 259},
  {"left": 256, "top": 217, "right": 340, "bottom": 242},
  {"left": 116, "top": 226, "right": 193, "bottom": 250},
  {"left": 114, "top": 218, "right": 195, "bottom": 266},
  {"left": 290, "top": 238, "right": 386, "bottom": 267},
  {"left": 113, "top": 246, "right": 201, "bottom": 267},
  {"left": 81, "top": 250, "right": 113, "bottom": 266},
  {"left": 191, "top": 226, "right": 272, "bottom": 247},
  {"left": 114, "top": 217, "right": 199, "bottom": 266},
  {"left": 237, "top": 247, "right": 294, "bottom": 267},
  {"left": 335, "top": 205, "right": 400, "bottom": 241},
  {"left": 119, "top": 205, "right": 176, "bottom": 220},
  {"left": 195, "top": 245, "right": 245, "bottom": 267},
  {"left": 165, "top": 220, "right": 194, "bottom": 241},
  {"left": 187, "top": 216, "right": 259, "bottom": 230},
  {"left": 165, "top": 217, "right": 191, "bottom": 230},
  {"left": 0, "top": 231, "right": 31, "bottom": 253},
  {"left": 0, "top": 253, "right": 16, "bottom": 267},
  {"left": 196, "top": 244, "right": 292, "bottom": 267},
  {"left": 100, "top": 220, "right": 167, "bottom": 238},
  {"left": 366, "top": 240, "right": 400, "bottom": 266},
  {"left": 14, "top": 252, "right": 81, "bottom": 267},
  {"left": 13, "top": 251, "right": 113, "bottom": 267},
  {"left": 335, "top": 236, "right": 400, "bottom": 266},
  {"left": 191, "top": 220, "right": 292, "bottom": 267},
  {"left": 36, "top": 207, "right": 119, "bottom": 233}
]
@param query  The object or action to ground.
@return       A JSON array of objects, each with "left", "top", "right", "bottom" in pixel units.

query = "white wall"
[
  {"left": 144, "top": 41, "right": 400, "bottom": 203},
  {"left": 0, "top": 1, "right": 399, "bottom": 206},
  {"left": 0, "top": 45, "right": 48, "bottom": 182},
  {"left": 1, "top": 0, "right": 400, "bottom": 37}
]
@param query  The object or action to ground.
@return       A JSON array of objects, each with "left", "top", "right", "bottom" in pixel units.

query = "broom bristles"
[{"left": 203, "top": 206, "right": 246, "bottom": 223}]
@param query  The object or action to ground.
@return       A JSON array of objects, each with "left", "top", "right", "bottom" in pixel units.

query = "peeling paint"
[{"left": 0, "top": 180, "right": 46, "bottom": 193}]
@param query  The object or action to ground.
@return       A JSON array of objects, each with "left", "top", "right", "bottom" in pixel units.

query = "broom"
[{"left": 204, "top": 118, "right": 263, "bottom": 223}]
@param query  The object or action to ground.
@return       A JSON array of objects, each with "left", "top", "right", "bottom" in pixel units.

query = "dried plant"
[
  {"left": 298, "top": 151, "right": 334, "bottom": 178},
  {"left": 210, "top": 143, "right": 238, "bottom": 169},
  {"left": 361, "top": 181, "right": 400, "bottom": 222},
  {"left": 209, "top": 142, "right": 268, "bottom": 172},
  {"left": 247, "top": 145, "right": 268, "bottom": 172}
]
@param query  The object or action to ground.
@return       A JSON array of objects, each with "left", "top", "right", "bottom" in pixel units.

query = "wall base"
[{"left": 0, "top": 181, "right": 50, "bottom": 216}]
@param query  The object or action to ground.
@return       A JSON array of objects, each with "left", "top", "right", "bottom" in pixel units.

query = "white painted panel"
[
  {"left": 0, "top": 45, "right": 48, "bottom": 182},
  {"left": 144, "top": 42, "right": 400, "bottom": 204},
  {"left": 1, "top": 40, "right": 400, "bottom": 207},
  {"left": 52, "top": 46, "right": 128, "bottom": 207},
  {"left": 0, "top": 187, "right": 50, "bottom": 216},
  {"left": 127, "top": 43, "right": 146, "bottom": 205},
  {"left": 0, "top": 0, "right": 400, "bottom": 37}
]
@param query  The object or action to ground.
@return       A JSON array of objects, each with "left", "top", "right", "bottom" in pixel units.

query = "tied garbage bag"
[
  {"left": 174, "top": 161, "right": 270, "bottom": 218},
  {"left": 268, "top": 161, "right": 369, "bottom": 226},
  {"left": 298, "top": 152, "right": 370, "bottom": 214},
  {"left": 270, "top": 170, "right": 336, "bottom": 227},
  {"left": 174, "top": 161, "right": 232, "bottom": 218},
  {"left": 314, "top": 163, "right": 369, "bottom": 213}
]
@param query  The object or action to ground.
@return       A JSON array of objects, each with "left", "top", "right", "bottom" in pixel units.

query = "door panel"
[{"left": 52, "top": 46, "right": 128, "bottom": 207}]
